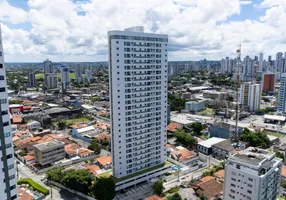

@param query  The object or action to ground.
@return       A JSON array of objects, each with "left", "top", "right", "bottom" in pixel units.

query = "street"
[{"left": 17, "top": 158, "right": 83, "bottom": 200}]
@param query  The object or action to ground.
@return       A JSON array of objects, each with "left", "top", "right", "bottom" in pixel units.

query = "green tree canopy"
[
  {"left": 57, "top": 120, "right": 67, "bottom": 130},
  {"left": 46, "top": 168, "right": 65, "bottom": 183},
  {"left": 173, "top": 129, "right": 195, "bottom": 147},
  {"left": 240, "top": 128, "right": 270, "bottom": 148},
  {"left": 168, "top": 93, "right": 186, "bottom": 112},
  {"left": 61, "top": 169, "right": 93, "bottom": 194},
  {"left": 276, "top": 151, "right": 284, "bottom": 162},
  {"left": 88, "top": 139, "right": 101, "bottom": 154},
  {"left": 90, "top": 177, "right": 116, "bottom": 200},
  {"left": 153, "top": 180, "right": 164, "bottom": 196},
  {"left": 191, "top": 122, "right": 205, "bottom": 135},
  {"left": 167, "top": 193, "right": 182, "bottom": 200}
]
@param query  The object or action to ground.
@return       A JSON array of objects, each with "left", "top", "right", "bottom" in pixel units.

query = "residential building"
[
  {"left": 259, "top": 52, "right": 263, "bottom": 72},
  {"left": 108, "top": 26, "right": 168, "bottom": 180},
  {"left": 239, "top": 82, "right": 261, "bottom": 112},
  {"left": 71, "top": 126, "right": 102, "bottom": 142},
  {"left": 197, "top": 137, "right": 226, "bottom": 155},
  {"left": 27, "top": 72, "right": 36, "bottom": 87},
  {"left": 43, "top": 59, "right": 53, "bottom": 85},
  {"left": 276, "top": 52, "right": 283, "bottom": 73},
  {"left": 211, "top": 139, "right": 234, "bottom": 160},
  {"left": 191, "top": 176, "right": 223, "bottom": 199},
  {"left": 0, "top": 24, "right": 18, "bottom": 200},
  {"left": 46, "top": 73, "right": 58, "bottom": 88},
  {"left": 61, "top": 66, "right": 70, "bottom": 91},
  {"left": 278, "top": 73, "right": 286, "bottom": 113},
  {"left": 223, "top": 147, "right": 282, "bottom": 200},
  {"left": 34, "top": 139, "right": 65, "bottom": 166},
  {"left": 170, "top": 147, "right": 199, "bottom": 167},
  {"left": 85, "top": 69, "right": 93, "bottom": 82},
  {"left": 262, "top": 73, "right": 275, "bottom": 93},
  {"left": 74, "top": 63, "right": 82, "bottom": 83},
  {"left": 96, "top": 155, "right": 112, "bottom": 169},
  {"left": 185, "top": 99, "right": 207, "bottom": 112}
]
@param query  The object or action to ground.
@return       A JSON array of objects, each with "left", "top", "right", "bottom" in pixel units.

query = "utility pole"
[{"left": 176, "top": 153, "right": 182, "bottom": 182}]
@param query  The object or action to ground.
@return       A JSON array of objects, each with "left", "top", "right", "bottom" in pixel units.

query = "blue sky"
[{"left": 0, "top": 0, "right": 286, "bottom": 62}]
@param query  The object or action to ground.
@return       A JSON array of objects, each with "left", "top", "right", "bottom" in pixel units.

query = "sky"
[{"left": 1, "top": 0, "right": 286, "bottom": 62}]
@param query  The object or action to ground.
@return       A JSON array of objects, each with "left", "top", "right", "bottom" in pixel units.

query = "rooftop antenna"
[{"left": 234, "top": 43, "right": 241, "bottom": 147}]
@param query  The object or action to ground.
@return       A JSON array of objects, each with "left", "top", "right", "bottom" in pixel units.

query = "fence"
[{"left": 50, "top": 180, "right": 96, "bottom": 200}]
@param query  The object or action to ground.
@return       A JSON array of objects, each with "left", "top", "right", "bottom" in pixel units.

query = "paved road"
[{"left": 17, "top": 158, "right": 83, "bottom": 200}]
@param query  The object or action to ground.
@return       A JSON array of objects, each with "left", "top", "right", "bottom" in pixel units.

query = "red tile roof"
[
  {"left": 171, "top": 148, "right": 196, "bottom": 162},
  {"left": 12, "top": 115, "right": 22, "bottom": 124},
  {"left": 23, "top": 155, "right": 35, "bottom": 161},
  {"left": 144, "top": 195, "right": 164, "bottom": 200},
  {"left": 167, "top": 121, "right": 183, "bottom": 132},
  {"left": 82, "top": 164, "right": 100, "bottom": 175},
  {"left": 18, "top": 187, "right": 34, "bottom": 200},
  {"left": 282, "top": 165, "right": 286, "bottom": 177},
  {"left": 96, "top": 155, "right": 112, "bottom": 167}
]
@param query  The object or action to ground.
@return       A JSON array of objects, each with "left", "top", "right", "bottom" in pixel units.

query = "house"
[
  {"left": 77, "top": 148, "right": 94, "bottom": 157},
  {"left": 96, "top": 155, "right": 112, "bottom": 169},
  {"left": 23, "top": 155, "right": 35, "bottom": 164},
  {"left": 64, "top": 143, "right": 79, "bottom": 158},
  {"left": 27, "top": 121, "right": 41, "bottom": 131},
  {"left": 170, "top": 147, "right": 199, "bottom": 167},
  {"left": 214, "top": 169, "right": 225, "bottom": 183},
  {"left": 190, "top": 176, "right": 223, "bottom": 199},
  {"left": 211, "top": 139, "right": 234, "bottom": 160},
  {"left": 18, "top": 187, "right": 34, "bottom": 200},
  {"left": 82, "top": 164, "right": 101, "bottom": 176},
  {"left": 167, "top": 121, "right": 183, "bottom": 134},
  {"left": 197, "top": 137, "right": 226, "bottom": 155},
  {"left": 144, "top": 195, "right": 164, "bottom": 200},
  {"left": 94, "top": 122, "right": 110, "bottom": 132},
  {"left": 12, "top": 115, "right": 22, "bottom": 124},
  {"left": 72, "top": 126, "right": 103, "bottom": 142},
  {"left": 282, "top": 165, "right": 286, "bottom": 179}
]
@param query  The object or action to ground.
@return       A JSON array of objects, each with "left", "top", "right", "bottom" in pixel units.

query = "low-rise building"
[
  {"left": 96, "top": 155, "right": 112, "bottom": 169},
  {"left": 34, "top": 139, "right": 65, "bottom": 166},
  {"left": 197, "top": 137, "right": 226, "bottom": 155},
  {"left": 212, "top": 139, "right": 234, "bottom": 160},
  {"left": 185, "top": 99, "right": 207, "bottom": 112},
  {"left": 27, "top": 121, "right": 41, "bottom": 130},
  {"left": 72, "top": 126, "right": 103, "bottom": 142},
  {"left": 170, "top": 147, "right": 199, "bottom": 167},
  {"left": 167, "top": 121, "right": 183, "bottom": 134}
]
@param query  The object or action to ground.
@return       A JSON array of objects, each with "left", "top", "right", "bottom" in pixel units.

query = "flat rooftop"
[
  {"left": 198, "top": 137, "right": 226, "bottom": 148},
  {"left": 34, "top": 140, "right": 64, "bottom": 151},
  {"left": 229, "top": 147, "right": 274, "bottom": 167},
  {"left": 263, "top": 114, "right": 286, "bottom": 121}
]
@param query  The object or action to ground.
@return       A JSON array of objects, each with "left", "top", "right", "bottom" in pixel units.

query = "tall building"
[
  {"left": 278, "top": 73, "right": 286, "bottom": 113},
  {"left": 223, "top": 147, "right": 282, "bottom": 200},
  {"left": 27, "top": 71, "right": 36, "bottom": 87},
  {"left": 60, "top": 66, "right": 70, "bottom": 91},
  {"left": 108, "top": 26, "right": 168, "bottom": 181},
  {"left": 85, "top": 69, "right": 92, "bottom": 83},
  {"left": 239, "top": 82, "right": 261, "bottom": 112},
  {"left": 0, "top": 24, "right": 18, "bottom": 200},
  {"left": 46, "top": 73, "right": 58, "bottom": 88},
  {"left": 259, "top": 52, "right": 263, "bottom": 72},
  {"left": 43, "top": 59, "right": 53, "bottom": 85},
  {"left": 262, "top": 73, "right": 275, "bottom": 93},
  {"left": 275, "top": 52, "right": 283, "bottom": 73},
  {"left": 74, "top": 63, "right": 82, "bottom": 83}
]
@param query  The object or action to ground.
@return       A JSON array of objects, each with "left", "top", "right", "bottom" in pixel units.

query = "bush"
[
  {"left": 169, "top": 187, "right": 179, "bottom": 193},
  {"left": 17, "top": 178, "right": 49, "bottom": 195}
]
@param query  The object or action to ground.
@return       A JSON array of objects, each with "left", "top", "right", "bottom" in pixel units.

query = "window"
[
  {"left": 0, "top": 64, "right": 3, "bottom": 68},
  {"left": 3, "top": 121, "right": 9, "bottom": 126},
  {"left": 1, "top": 110, "right": 8, "bottom": 115},
  {"left": 0, "top": 76, "right": 4, "bottom": 80},
  {"left": 4, "top": 132, "right": 10, "bottom": 137},
  {"left": 0, "top": 99, "right": 6, "bottom": 104},
  {"left": 0, "top": 87, "right": 5, "bottom": 92},
  {"left": 11, "top": 195, "right": 17, "bottom": 200},
  {"left": 0, "top": 51, "right": 2, "bottom": 56}
]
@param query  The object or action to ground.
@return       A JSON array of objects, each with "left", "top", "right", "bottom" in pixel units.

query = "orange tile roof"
[
  {"left": 23, "top": 106, "right": 32, "bottom": 110},
  {"left": 282, "top": 165, "right": 286, "bottom": 177},
  {"left": 23, "top": 155, "right": 35, "bottom": 161},
  {"left": 96, "top": 155, "right": 112, "bottom": 167},
  {"left": 167, "top": 121, "right": 183, "bottom": 132},
  {"left": 77, "top": 148, "right": 93, "bottom": 157},
  {"left": 71, "top": 123, "right": 88, "bottom": 129},
  {"left": 171, "top": 148, "right": 196, "bottom": 162},
  {"left": 12, "top": 136, "right": 20, "bottom": 142},
  {"left": 96, "top": 132, "right": 110, "bottom": 141},
  {"left": 18, "top": 187, "right": 34, "bottom": 200},
  {"left": 144, "top": 195, "right": 164, "bottom": 200},
  {"left": 30, "top": 136, "right": 41, "bottom": 142},
  {"left": 12, "top": 115, "right": 22, "bottom": 124},
  {"left": 83, "top": 164, "right": 101, "bottom": 175},
  {"left": 191, "top": 176, "right": 223, "bottom": 199},
  {"left": 19, "top": 124, "right": 27, "bottom": 128},
  {"left": 214, "top": 170, "right": 225, "bottom": 179},
  {"left": 65, "top": 143, "right": 79, "bottom": 155},
  {"left": 94, "top": 123, "right": 110, "bottom": 130}
]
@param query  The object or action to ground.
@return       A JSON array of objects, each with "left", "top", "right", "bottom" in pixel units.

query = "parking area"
[{"left": 115, "top": 182, "right": 153, "bottom": 200}]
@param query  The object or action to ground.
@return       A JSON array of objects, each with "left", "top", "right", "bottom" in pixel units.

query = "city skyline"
[{"left": 1, "top": 0, "right": 286, "bottom": 62}]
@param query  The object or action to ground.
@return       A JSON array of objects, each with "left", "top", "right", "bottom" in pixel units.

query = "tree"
[
  {"left": 62, "top": 169, "right": 93, "bottom": 194},
  {"left": 168, "top": 94, "right": 186, "bottom": 112},
  {"left": 46, "top": 168, "right": 65, "bottom": 183},
  {"left": 276, "top": 151, "right": 285, "bottom": 162},
  {"left": 57, "top": 120, "right": 67, "bottom": 130},
  {"left": 88, "top": 139, "right": 101, "bottom": 154},
  {"left": 153, "top": 180, "right": 164, "bottom": 196},
  {"left": 191, "top": 122, "right": 205, "bottom": 135},
  {"left": 167, "top": 193, "right": 182, "bottom": 200},
  {"left": 90, "top": 177, "right": 116, "bottom": 200},
  {"left": 240, "top": 128, "right": 270, "bottom": 148},
  {"left": 173, "top": 129, "right": 195, "bottom": 147},
  {"left": 281, "top": 179, "right": 286, "bottom": 189}
]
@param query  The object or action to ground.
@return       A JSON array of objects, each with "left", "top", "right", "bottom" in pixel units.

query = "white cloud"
[
  {"left": 1, "top": 0, "right": 286, "bottom": 61},
  {"left": 0, "top": 0, "right": 28, "bottom": 24}
]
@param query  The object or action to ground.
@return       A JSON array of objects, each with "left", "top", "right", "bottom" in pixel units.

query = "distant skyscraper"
[
  {"left": 46, "top": 74, "right": 58, "bottom": 88},
  {"left": 268, "top": 55, "right": 272, "bottom": 62},
  {"left": 60, "top": 66, "right": 70, "bottom": 91},
  {"left": 74, "top": 63, "right": 82, "bottom": 83},
  {"left": 259, "top": 52, "right": 263, "bottom": 71},
  {"left": 85, "top": 69, "right": 92, "bottom": 83},
  {"left": 278, "top": 73, "right": 286, "bottom": 113},
  {"left": 28, "top": 71, "right": 36, "bottom": 87},
  {"left": 275, "top": 52, "right": 283, "bottom": 73},
  {"left": 108, "top": 26, "right": 168, "bottom": 181},
  {"left": 239, "top": 82, "right": 261, "bottom": 112},
  {"left": 0, "top": 24, "right": 18, "bottom": 200},
  {"left": 43, "top": 59, "right": 53, "bottom": 85},
  {"left": 262, "top": 73, "right": 275, "bottom": 93},
  {"left": 223, "top": 147, "right": 282, "bottom": 200}
]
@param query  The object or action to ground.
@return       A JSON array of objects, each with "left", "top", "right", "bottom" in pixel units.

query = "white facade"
[
  {"left": 185, "top": 99, "right": 206, "bottom": 112},
  {"left": 0, "top": 24, "right": 18, "bottom": 200},
  {"left": 74, "top": 63, "right": 82, "bottom": 83},
  {"left": 108, "top": 26, "right": 168, "bottom": 178},
  {"left": 239, "top": 82, "right": 261, "bottom": 112},
  {"left": 259, "top": 52, "right": 263, "bottom": 72},
  {"left": 44, "top": 59, "right": 53, "bottom": 85},
  {"left": 28, "top": 72, "right": 36, "bottom": 87},
  {"left": 278, "top": 73, "right": 286, "bottom": 113},
  {"left": 61, "top": 66, "right": 70, "bottom": 90},
  {"left": 276, "top": 52, "right": 283, "bottom": 73},
  {"left": 223, "top": 147, "right": 282, "bottom": 200},
  {"left": 46, "top": 73, "right": 58, "bottom": 88}
]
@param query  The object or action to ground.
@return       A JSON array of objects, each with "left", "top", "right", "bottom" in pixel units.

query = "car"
[
  {"left": 185, "top": 198, "right": 192, "bottom": 200},
  {"left": 41, "top": 176, "right": 47, "bottom": 181}
]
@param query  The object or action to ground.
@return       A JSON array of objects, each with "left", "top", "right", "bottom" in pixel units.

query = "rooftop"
[
  {"left": 167, "top": 121, "right": 183, "bottom": 132},
  {"left": 263, "top": 114, "right": 286, "bottom": 121},
  {"left": 45, "top": 107, "right": 70, "bottom": 114},
  {"left": 171, "top": 148, "right": 196, "bottom": 162},
  {"left": 76, "top": 126, "right": 95, "bottom": 133},
  {"left": 212, "top": 139, "right": 234, "bottom": 152},
  {"left": 34, "top": 139, "right": 64, "bottom": 151},
  {"left": 198, "top": 137, "right": 226, "bottom": 148},
  {"left": 96, "top": 155, "right": 112, "bottom": 167}
]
